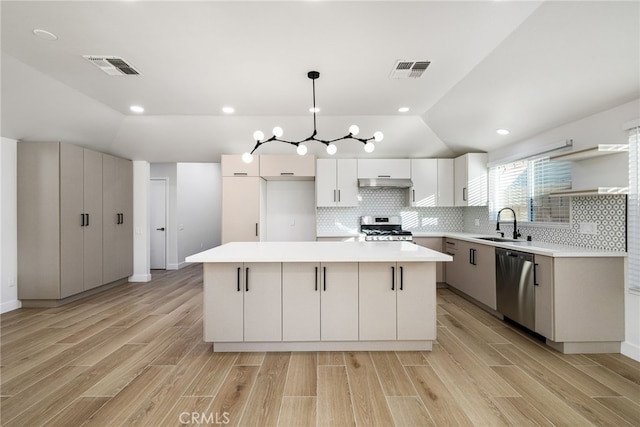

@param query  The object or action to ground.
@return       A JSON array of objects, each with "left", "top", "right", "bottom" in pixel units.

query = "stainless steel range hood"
[{"left": 358, "top": 178, "right": 413, "bottom": 188}]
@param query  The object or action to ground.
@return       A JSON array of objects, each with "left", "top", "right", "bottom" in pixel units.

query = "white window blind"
[
  {"left": 489, "top": 156, "right": 571, "bottom": 223},
  {"left": 629, "top": 126, "right": 639, "bottom": 291}
]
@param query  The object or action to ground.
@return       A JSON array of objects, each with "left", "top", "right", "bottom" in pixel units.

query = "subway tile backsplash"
[{"left": 317, "top": 189, "right": 627, "bottom": 252}]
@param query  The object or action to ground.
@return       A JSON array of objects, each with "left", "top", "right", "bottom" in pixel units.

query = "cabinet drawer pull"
[
  {"left": 233, "top": 172, "right": 248, "bottom": 176},
  {"left": 237, "top": 267, "right": 241, "bottom": 292},
  {"left": 323, "top": 266, "right": 327, "bottom": 291},
  {"left": 400, "top": 266, "right": 404, "bottom": 290},
  {"left": 391, "top": 266, "right": 395, "bottom": 290},
  {"left": 378, "top": 175, "right": 391, "bottom": 178},
  {"left": 245, "top": 267, "right": 249, "bottom": 292},
  {"left": 280, "top": 172, "right": 294, "bottom": 176}
]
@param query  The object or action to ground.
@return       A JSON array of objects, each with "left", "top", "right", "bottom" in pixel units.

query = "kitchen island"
[{"left": 186, "top": 241, "right": 452, "bottom": 352}]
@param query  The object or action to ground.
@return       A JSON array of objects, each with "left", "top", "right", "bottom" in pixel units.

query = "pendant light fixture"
[{"left": 242, "top": 71, "right": 383, "bottom": 163}]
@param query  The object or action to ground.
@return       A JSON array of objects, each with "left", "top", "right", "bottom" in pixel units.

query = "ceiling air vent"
[
  {"left": 389, "top": 60, "right": 431, "bottom": 79},
  {"left": 83, "top": 56, "right": 142, "bottom": 76}
]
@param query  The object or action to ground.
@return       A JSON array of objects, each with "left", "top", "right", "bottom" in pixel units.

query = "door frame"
[{"left": 150, "top": 178, "right": 169, "bottom": 270}]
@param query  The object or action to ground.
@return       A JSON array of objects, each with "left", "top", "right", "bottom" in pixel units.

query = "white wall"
[
  {"left": 151, "top": 162, "right": 221, "bottom": 270},
  {"left": 266, "top": 181, "right": 316, "bottom": 241},
  {"left": 130, "top": 161, "right": 152, "bottom": 282},
  {"left": 177, "top": 162, "right": 221, "bottom": 264},
  {"left": 0, "top": 138, "right": 20, "bottom": 313},
  {"left": 489, "top": 99, "right": 640, "bottom": 362}
]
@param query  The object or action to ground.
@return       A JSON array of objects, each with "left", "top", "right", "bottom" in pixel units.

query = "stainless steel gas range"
[{"left": 360, "top": 216, "right": 413, "bottom": 242}]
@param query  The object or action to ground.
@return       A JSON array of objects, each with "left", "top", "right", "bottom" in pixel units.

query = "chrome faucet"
[{"left": 496, "top": 207, "right": 521, "bottom": 240}]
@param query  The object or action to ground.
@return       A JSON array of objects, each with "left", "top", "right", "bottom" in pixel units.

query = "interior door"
[{"left": 150, "top": 179, "right": 167, "bottom": 269}]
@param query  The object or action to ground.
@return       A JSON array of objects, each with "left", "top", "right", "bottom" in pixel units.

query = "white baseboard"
[
  {"left": 167, "top": 261, "right": 188, "bottom": 270},
  {"left": 621, "top": 340, "right": 640, "bottom": 362},
  {"left": 1, "top": 299, "right": 22, "bottom": 313},
  {"left": 128, "top": 273, "right": 152, "bottom": 282}
]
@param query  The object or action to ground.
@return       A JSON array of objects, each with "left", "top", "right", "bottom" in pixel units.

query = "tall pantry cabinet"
[{"left": 17, "top": 142, "right": 133, "bottom": 305}]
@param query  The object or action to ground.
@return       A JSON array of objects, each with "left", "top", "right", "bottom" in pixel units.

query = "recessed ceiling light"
[
  {"left": 309, "top": 107, "right": 320, "bottom": 113},
  {"left": 32, "top": 29, "right": 58, "bottom": 41},
  {"left": 496, "top": 128, "right": 510, "bottom": 135},
  {"left": 398, "top": 107, "right": 410, "bottom": 113},
  {"left": 222, "top": 106, "right": 235, "bottom": 114},
  {"left": 130, "top": 105, "right": 144, "bottom": 113}
]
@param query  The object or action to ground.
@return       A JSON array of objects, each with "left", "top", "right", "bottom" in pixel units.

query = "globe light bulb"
[
  {"left": 374, "top": 131, "right": 384, "bottom": 142},
  {"left": 364, "top": 142, "right": 375, "bottom": 153},
  {"left": 349, "top": 125, "right": 360, "bottom": 136},
  {"left": 273, "top": 126, "right": 284, "bottom": 138},
  {"left": 296, "top": 144, "right": 308, "bottom": 156},
  {"left": 253, "top": 130, "right": 264, "bottom": 141},
  {"left": 326, "top": 144, "right": 337, "bottom": 155},
  {"left": 242, "top": 152, "right": 254, "bottom": 163}
]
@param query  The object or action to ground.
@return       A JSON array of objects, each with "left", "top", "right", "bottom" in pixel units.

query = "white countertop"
[{"left": 185, "top": 241, "right": 453, "bottom": 263}]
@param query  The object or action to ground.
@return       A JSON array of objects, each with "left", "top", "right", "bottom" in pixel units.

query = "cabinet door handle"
[
  {"left": 323, "top": 266, "right": 327, "bottom": 291},
  {"left": 338, "top": 190, "right": 341, "bottom": 202},
  {"left": 534, "top": 263, "right": 539, "bottom": 286},
  {"left": 391, "top": 266, "right": 395, "bottom": 291},
  {"left": 412, "top": 189, "right": 415, "bottom": 202},
  {"left": 116, "top": 213, "right": 120, "bottom": 224},
  {"left": 333, "top": 189, "right": 336, "bottom": 202},
  {"left": 120, "top": 213, "right": 124, "bottom": 224},
  {"left": 81, "top": 213, "right": 85, "bottom": 227},
  {"left": 255, "top": 223, "right": 259, "bottom": 237},
  {"left": 315, "top": 266, "right": 318, "bottom": 291},
  {"left": 85, "top": 213, "right": 89, "bottom": 227},
  {"left": 237, "top": 267, "right": 241, "bottom": 292},
  {"left": 280, "top": 172, "right": 294, "bottom": 176},
  {"left": 463, "top": 187, "right": 467, "bottom": 202},
  {"left": 400, "top": 266, "right": 404, "bottom": 291},
  {"left": 245, "top": 267, "right": 249, "bottom": 292}
]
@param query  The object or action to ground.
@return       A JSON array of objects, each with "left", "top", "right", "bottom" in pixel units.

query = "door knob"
[{"left": 156, "top": 227, "right": 165, "bottom": 231}]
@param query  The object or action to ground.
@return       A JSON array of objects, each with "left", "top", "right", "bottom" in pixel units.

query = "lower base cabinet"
[
  {"left": 444, "top": 239, "right": 496, "bottom": 309},
  {"left": 359, "top": 262, "right": 435, "bottom": 341},
  {"left": 204, "top": 262, "right": 281, "bottom": 342}
]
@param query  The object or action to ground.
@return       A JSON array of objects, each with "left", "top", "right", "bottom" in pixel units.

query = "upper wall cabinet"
[
  {"left": 259, "top": 154, "right": 315, "bottom": 180},
  {"left": 316, "top": 159, "right": 358, "bottom": 207},
  {"left": 221, "top": 154, "right": 260, "bottom": 177},
  {"left": 357, "top": 159, "right": 411, "bottom": 179},
  {"left": 454, "top": 153, "right": 488, "bottom": 207},
  {"left": 410, "top": 158, "right": 455, "bottom": 207}
]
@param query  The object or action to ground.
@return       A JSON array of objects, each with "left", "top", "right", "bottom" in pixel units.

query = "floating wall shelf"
[
  {"left": 549, "top": 144, "right": 628, "bottom": 162},
  {"left": 550, "top": 187, "right": 629, "bottom": 197}
]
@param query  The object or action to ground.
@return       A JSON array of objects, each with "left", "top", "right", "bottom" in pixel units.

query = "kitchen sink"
[{"left": 474, "top": 236, "right": 519, "bottom": 242}]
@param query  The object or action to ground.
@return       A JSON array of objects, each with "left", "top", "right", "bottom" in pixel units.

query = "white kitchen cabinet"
[
  {"left": 437, "top": 158, "right": 455, "bottom": 206},
  {"left": 316, "top": 159, "right": 358, "bottom": 207},
  {"left": 320, "top": 262, "right": 359, "bottom": 341},
  {"left": 221, "top": 154, "right": 260, "bottom": 177},
  {"left": 357, "top": 159, "right": 411, "bottom": 179},
  {"left": 410, "top": 159, "right": 437, "bottom": 207},
  {"left": 454, "top": 153, "right": 488, "bottom": 206},
  {"left": 221, "top": 176, "right": 266, "bottom": 243},
  {"left": 282, "top": 262, "right": 321, "bottom": 341},
  {"left": 259, "top": 154, "right": 315, "bottom": 179},
  {"left": 203, "top": 262, "right": 281, "bottom": 343},
  {"left": 359, "top": 262, "right": 435, "bottom": 341},
  {"left": 444, "top": 238, "right": 496, "bottom": 310}
]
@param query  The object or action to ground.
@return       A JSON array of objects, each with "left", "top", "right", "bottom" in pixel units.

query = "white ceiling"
[{"left": 1, "top": 1, "right": 638, "bottom": 162}]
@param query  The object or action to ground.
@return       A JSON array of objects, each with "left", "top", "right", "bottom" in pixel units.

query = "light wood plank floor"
[{"left": 2, "top": 264, "right": 639, "bottom": 426}]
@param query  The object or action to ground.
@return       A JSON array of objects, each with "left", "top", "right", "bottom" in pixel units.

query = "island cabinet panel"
[
  {"left": 282, "top": 263, "right": 321, "bottom": 341},
  {"left": 204, "top": 262, "right": 282, "bottom": 343},
  {"left": 319, "top": 262, "right": 359, "bottom": 341},
  {"left": 359, "top": 262, "right": 435, "bottom": 341},
  {"left": 243, "top": 263, "right": 282, "bottom": 342}
]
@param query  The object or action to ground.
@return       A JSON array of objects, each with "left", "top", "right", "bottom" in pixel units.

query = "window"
[
  {"left": 629, "top": 126, "right": 639, "bottom": 292},
  {"left": 489, "top": 156, "right": 571, "bottom": 224}
]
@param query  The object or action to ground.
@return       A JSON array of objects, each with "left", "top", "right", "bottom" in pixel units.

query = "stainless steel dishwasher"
[{"left": 495, "top": 247, "right": 535, "bottom": 330}]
